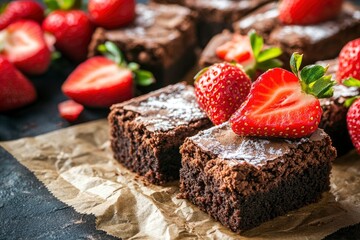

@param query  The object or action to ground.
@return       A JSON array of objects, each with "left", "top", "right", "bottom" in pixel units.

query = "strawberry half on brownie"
[{"left": 179, "top": 53, "right": 337, "bottom": 233}]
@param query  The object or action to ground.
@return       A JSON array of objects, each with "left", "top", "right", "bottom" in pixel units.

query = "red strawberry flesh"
[
  {"left": 230, "top": 68, "right": 322, "bottom": 138},
  {"left": 58, "top": 100, "right": 84, "bottom": 122},
  {"left": 347, "top": 99, "right": 360, "bottom": 153},
  {"left": 62, "top": 56, "right": 134, "bottom": 107},
  {"left": 0, "top": 20, "right": 51, "bottom": 75}
]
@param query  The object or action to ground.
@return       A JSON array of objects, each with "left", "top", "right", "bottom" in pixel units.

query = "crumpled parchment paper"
[{"left": 1, "top": 119, "right": 360, "bottom": 240}]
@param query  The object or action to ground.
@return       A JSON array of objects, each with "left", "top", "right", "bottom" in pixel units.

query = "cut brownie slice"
[
  {"left": 317, "top": 58, "right": 359, "bottom": 156},
  {"left": 109, "top": 83, "right": 212, "bottom": 185},
  {"left": 180, "top": 123, "right": 336, "bottom": 232},
  {"left": 150, "top": 0, "right": 273, "bottom": 47},
  {"left": 233, "top": 2, "right": 360, "bottom": 66},
  {"left": 88, "top": 3, "right": 197, "bottom": 91}
]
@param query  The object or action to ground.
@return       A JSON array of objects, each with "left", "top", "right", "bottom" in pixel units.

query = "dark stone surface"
[{"left": 1, "top": 0, "right": 360, "bottom": 239}]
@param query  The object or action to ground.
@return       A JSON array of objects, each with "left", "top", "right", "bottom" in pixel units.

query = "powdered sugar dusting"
[
  {"left": 126, "top": 84, "right": 208, "bottom": 132},
  {"left": 191, "top": 123, "right": 324, "bottom": 166}
]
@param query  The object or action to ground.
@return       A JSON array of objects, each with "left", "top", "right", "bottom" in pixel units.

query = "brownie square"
[
  {"left": 179, "top": 123, "right": 336, "bottom": 232},
  {"left": 233, "top": 2, "right": 360, "bottom": 66},
  {"left": 150, "top": 0, "right": 273, "bottom": 47},
  {"left": 317, "top": 58, "right": 359, "bottom": 156},
  {"left": 109, "top": 83, "right": 212, "bottom": 185},
  {"left": 88, "top": 3, "right": 197, "bottom": 91}
]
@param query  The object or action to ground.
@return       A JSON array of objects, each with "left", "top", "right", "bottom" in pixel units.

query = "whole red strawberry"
[
  {"left": 279, "top": 0, "right": 343, "bottom": 25},
  {"left": 194, "top": 62, "right": 252, "bottom": 125},
  {"left": 42, "top": 10, "right": 94, "bottom": 62},
  {"left": 88, "top": 0, "right": 135, "bottom": 29},
  {"left": 336, "top": 38, "right": 360, "bottom": 83},
  {"left": 0, "top": 0, "right": 44, "bottom": 30},
  {"left": 0, "top": 57, "right": 37, "bottom": 112},
  {"left": 230, "top": 53, "right": 335, "bottom": 138},
  {"left": 62, "top": 42, "right": 154, "bottom": 107},
  {"left": 347, "top": 99, "right": 360, "bottom": 153},
  {"left": 0, "top": 20, "right": 51, "bottom": 75}
]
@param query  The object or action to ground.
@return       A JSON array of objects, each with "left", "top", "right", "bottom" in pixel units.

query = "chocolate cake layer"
[
  {"left": 109, "top": 83, "right": 212, "bottom": 185},
  {"left": 180, "top": 123, "right": 336, "bottom": 232},
  {"left": 89, "top": 3, "right": 197, "bottom": 91},
  {"left": 233, "top": 2, "right": 360, "bottom": 66},
  {"left": 150, "top": 0, "right": 273, "bottom": 47}
]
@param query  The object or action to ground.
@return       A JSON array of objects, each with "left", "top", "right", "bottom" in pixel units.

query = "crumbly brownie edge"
[{"left": 179, "top": 135, "right": 336, "bottom": 232}]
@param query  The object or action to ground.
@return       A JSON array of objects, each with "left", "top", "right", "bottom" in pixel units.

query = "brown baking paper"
[{"left": 1, "top": 119, "right": 360, "bottom": 240}]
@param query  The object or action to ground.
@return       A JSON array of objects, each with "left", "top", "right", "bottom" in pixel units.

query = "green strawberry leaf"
[
  {"left": 290, "top": 52, "right": 303, "bottom": 77},
  {"left": 0, "top": 3, "right": 8, "bottom": 14},
  {"left": 309, "top": 75, "right": 335, "bottom": 98},
  {"left": 343, "top": 77, "right": 360, "bottom": 88},
  {"left": 249, "top": 30, "right": 263, "bottom": 58},
  {"left": 257, "top": 47, "right": 282, "bottom": 63},
  {"left": 344, "top": 96, "right": 360, "bottom": 108},
  {"left": 51, "top": 51, "right": 62, "bottom": 61},
  {"left": 257, "top": 59, "right": 283, "bottom": 71},
  {"left": 128, "top": 62, "right": 140, "bottom": 72},
  {"left": 98, "top": 41, "right": 126, "bottom": 67},
  {"left": 44, "top": 0, "right": 82, "bottom": 12},
  {"left": 300, "top": 64, "right": 327, "bottom": 84},
  {"left": 134, "top": 69, "right": 155, "bottom": 87}
]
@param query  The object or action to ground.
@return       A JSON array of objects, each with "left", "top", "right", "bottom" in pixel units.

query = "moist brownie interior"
[
  {"left": 109, "top": 83, "right": 212, "bottom": 185},
  {"left": 180, "top": 123, "right": 336, "bottom": 232}
]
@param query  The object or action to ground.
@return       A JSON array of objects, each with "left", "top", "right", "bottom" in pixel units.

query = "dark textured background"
[{"left": 1, "top": 0, "right": 360, "bottom": 239}]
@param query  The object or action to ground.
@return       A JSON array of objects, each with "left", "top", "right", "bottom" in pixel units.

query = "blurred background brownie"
[
  {"left": 150, "top": 0, "right": 274, "bottom": 47},
  {"left": 180, "top": 123, "right": 336, "bottom": 232},
  {"left": 109, "top": 83, "right": 212, "bottom": 185},
  {"left": 317, "top": 58, "right": 359, "bottom": 156},
  {"left": 88, "top": 3, "right": 197, "bottom": 91},
  {"left": 233, "top": 1, "right": 360, "bottom": 66}
]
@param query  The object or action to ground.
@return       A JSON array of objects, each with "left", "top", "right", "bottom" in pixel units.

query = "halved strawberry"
[
  {"left": 0, "top": 20, "right": 51, "bottom": 75},
  {"left": 58, "top": 100, "right": 84, "bottom": 122},
  {"left": 216, "top": 31, "right": 282, "bottom": 80},
  {"left": 62, "top": 56, "right": 133, "bottom": 107},
  {"left": 194, "top": 62, "right": 252, "bottom": 125},
  {"left": 62, "top": 41, "right": 154, "bottom": 108},
  {"left": 0, "top": 57, "right": 37, "bottom": 112},
  {"left": 279, "top": 0, "right": 343, "bottom": 25},
  {"left": 230, "top": 53, "right": 335, "bottom": 138},
  {"left": 0, "top": 0, "right": 44, "bottom": 30}
]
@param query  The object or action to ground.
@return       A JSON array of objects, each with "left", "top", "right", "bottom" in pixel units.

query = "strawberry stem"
[
  {"left": 97, "top": 41, "right": 155, "bottom": 87},
  {"left": 247, "top": 30, "right": 283, "bottom": 79},
  {"left": 343, "top": 77, "right": 360, "bottom": 108},
  {"left": 290, "top": 52, "right": 335, "bottom": 99},
  {"left": 0, "top": 2, "right": 8, "bottom": 14}
]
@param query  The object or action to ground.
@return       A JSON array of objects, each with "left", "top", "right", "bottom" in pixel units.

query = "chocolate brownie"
[
  {"left": 179, "top": 123, "right": 336, "bottom": 232},
  {"left": 88, "top": 3, "right": 197, "bottom": 91},
  {"left": 317, "top": 58, "right": 359, "bottom": 156},
  {"left": 150, "top": 0, "right": 273, "bottom": 47},
  {"left": 233, "top": 2, "right": 360, "bottom": 66},
  {"left": 109, "top": 83, "right": 212, "bottom": 185}
]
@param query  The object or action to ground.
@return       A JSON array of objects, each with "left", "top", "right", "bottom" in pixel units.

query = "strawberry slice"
[
  {"left": 0, "top": 20, "right": 51, "bottom": 75},
  {"left": 0, "top": 57, "right": 37, "bottom": 112},
  {"left": 216, "top": 34, "right": 254, "bottom": 65},
  {"left": 279, "top": 0, "right": 343, "bottom": 25},
  {"left": 58, "top": 100, "right": 84, "bottom": 122},
  {"left": 62, "top": 41, "right": 154, "bottom": 108},
  {"left": 0, "top": 0, "right": 44, "bottom": 30},
  {"left": 230, "top": 53, "right": 335, "bottom": 138},
  {"left": 216, "top": 31, "right": 282, "bottom": 80},
  {"left": 62, "top": 56, "right": 134, "bottom": 107}
]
